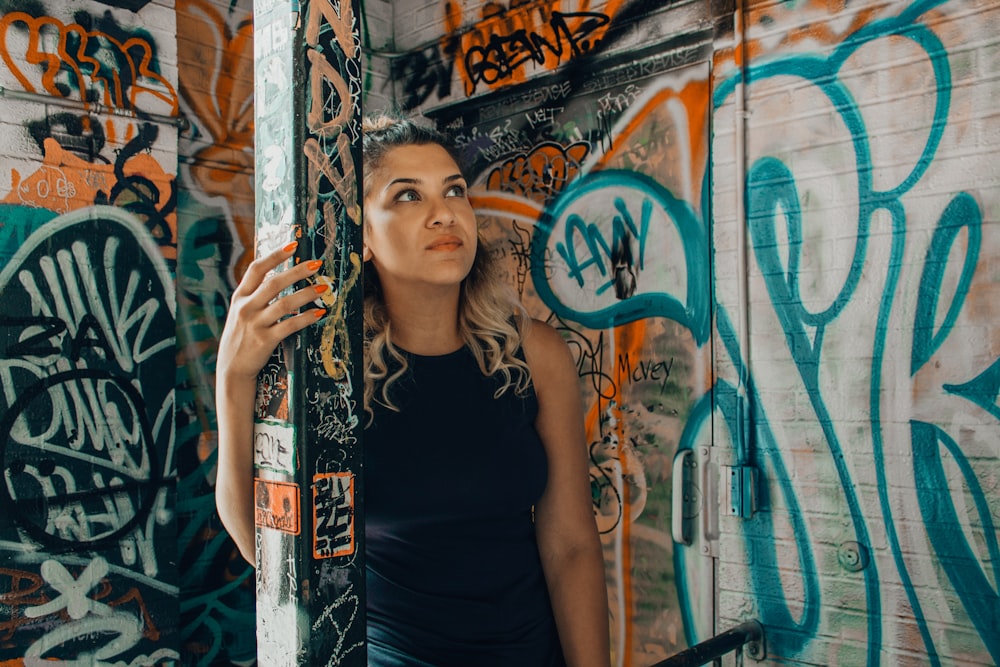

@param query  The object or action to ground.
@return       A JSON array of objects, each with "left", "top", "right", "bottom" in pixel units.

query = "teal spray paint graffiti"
[
  {"left": 700, "top": 1, "right": 996, "bottom": 663},
  {"left": 521, "top": 0, "right": 996, "bottom": 663},
  {"left": 531, "top": 169, "right": 710, "bottom": 343}
]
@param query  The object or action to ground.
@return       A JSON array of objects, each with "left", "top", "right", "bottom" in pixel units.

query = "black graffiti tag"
[
  {"left": 313, "top": 473, "right": 354, "bottom": 559},
  {"left": 464, "top": 11, "right": 610, "bottom": 89}
]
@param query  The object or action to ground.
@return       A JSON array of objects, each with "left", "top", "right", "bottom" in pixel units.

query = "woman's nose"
[{"left": 428, "top": 198, "right": 455, "bottom": 226}]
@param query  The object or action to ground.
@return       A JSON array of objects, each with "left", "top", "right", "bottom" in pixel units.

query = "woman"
[{"left": 215, "top": 115, "right": 610, "bottom": 666}]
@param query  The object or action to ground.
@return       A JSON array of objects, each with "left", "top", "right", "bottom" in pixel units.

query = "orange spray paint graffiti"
[
  {"left": 0, "top": 12, "right": 179, "bottom": 143},
  {"left": 177, "top": 0, "right": 256, "bottom": 280},
  {"left": 301, "top": 0, "right": 363, "bottom": 382},
  {"left": 444, "top": 0, "right": 627, "bottom": 95},
  {"left": 486, "top": 140, "right": 590, "bottom": 203},
  {"left": 3, "top": 137, "right": 178, "bottom": 259},
  {"left": 593, "top": 78, "right": 711, "bottom": 205}
]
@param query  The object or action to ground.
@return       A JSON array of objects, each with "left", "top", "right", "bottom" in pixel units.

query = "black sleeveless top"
[{"left": 364, "top": 345, "right": 566, "bottom": 667}]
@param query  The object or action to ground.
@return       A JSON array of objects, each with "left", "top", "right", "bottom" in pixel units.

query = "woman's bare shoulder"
[
  {"left": 522, "top": 318, "right": 563, "bottom": 353},
  {"left": 521, "top": 319, "right": 575, "bottom": 385}
]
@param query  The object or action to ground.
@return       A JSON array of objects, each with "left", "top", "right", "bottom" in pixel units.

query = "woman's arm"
[
  {"left": 523, "top": 320, "right": 611, "bottom": 667},
  {"left": 215, "top": 242, "right": 326, "bottom": 564}
]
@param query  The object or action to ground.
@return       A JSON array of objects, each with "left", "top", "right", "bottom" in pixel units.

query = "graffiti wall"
[
  {"left": 711, "top": 1, "right": 1000, "bottom": 665},
  {"left": 0, "top": 0, "right": 181, "bottom": 664},
  {"left": 413, "top": 2, "right": 716, "bottom": 664},
  {"left": 2, "top": 0, "right": 997, "bottom": 665},
  {"left": 393, "top": 0, "right": 1000, "bottom": 666},
  {"left": 174, "top": 0, "right": 259, "bottom": 663}
]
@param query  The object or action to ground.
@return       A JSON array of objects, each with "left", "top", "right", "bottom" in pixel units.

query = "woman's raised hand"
[{"left": 217, "top": 241, "right": 328, "bottom": 381}]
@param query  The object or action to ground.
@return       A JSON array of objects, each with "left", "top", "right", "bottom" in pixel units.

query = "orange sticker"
[
  {"left": 313, "top": 472, "right": 354, "bottom": 559},
  {"left": 254, "top": 479, "right": 301, "bottom": 535}
]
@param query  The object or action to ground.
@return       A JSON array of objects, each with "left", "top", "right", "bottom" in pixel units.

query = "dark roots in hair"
[{"left": 362, "top": 113, "right": 465, "bottom": 195}]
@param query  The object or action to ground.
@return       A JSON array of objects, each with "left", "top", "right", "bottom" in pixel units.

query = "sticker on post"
[
  {"left": 313, "top": 472, "right": 354, "bottom": 559},
  {"left": 254, "top": 419, "right": 296, "bottom": 474},
  {"left": 254, "top": 479, "right": 301, "bottom": 535}
]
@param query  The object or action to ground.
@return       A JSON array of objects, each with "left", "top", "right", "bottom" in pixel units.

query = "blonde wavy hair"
[{"left": 362, "top": 114, "right": 531, "bottom": 423}]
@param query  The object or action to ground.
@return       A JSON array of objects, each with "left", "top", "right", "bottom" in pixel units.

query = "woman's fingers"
[
  {"left": 270, "top": 306, "right": 328, "bottom": 343},
  {"left": 260, "top": 258, "right": 325, "bottom": 301},
  {"left": 217, "top": 243, "right": 330, "bottom": 381},
  {"left": 235, "top": 248, "right": 326, "bottom": 316},
  {"left": 217, "top": 289, "right": 326, "bottom": 380},
  {"left": 261, "top": 282, "right": 330, "bottom": 324},
  {"left": 235, "top": 240, "right": 301, "bottom": 297}
]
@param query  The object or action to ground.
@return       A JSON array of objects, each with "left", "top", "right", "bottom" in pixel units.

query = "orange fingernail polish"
[
  {"left": 314, "top": 284, "right": 329, "bottom": 294},
  {"left": 313, "top": 308, "right": 327, "bottom": 319},
  {"left": 306, "top": 259, "right": 323, "bottom": 271},
  {"left": 282, "top": 241, "right": 298, "bottom": 253}
]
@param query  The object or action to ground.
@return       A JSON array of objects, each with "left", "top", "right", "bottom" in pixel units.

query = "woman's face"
[{"left": 363, "top": 143, "right": 478, "bottom": 295}]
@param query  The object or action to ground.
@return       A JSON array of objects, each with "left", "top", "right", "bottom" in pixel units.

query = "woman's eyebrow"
[
  {"left": 385, "top": 177, "right": 419, "bottom": 190},
  {"left": 385, "top": 174, "right": 465, "bottom": 190}
]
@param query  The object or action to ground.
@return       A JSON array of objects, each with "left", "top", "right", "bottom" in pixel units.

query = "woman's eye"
[
  {"left": 446, "top": 184, "right": 467, "bottom": 197},
  {"left": 396, "top": 190, "right": 419, "bottom": 202}
]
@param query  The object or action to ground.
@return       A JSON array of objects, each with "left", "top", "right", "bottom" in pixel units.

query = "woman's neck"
[{"left": 382, "top": 284, "right": 463, "bottom": 355}]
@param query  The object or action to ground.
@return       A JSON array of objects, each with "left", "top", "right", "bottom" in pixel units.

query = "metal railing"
[{"left": 650, "top": 620, "right": 765, "bottom": 667}]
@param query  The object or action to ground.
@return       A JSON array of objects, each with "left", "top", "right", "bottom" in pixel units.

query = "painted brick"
[{"left": 3, "top": 0, "right": 999, "bottom": 665}]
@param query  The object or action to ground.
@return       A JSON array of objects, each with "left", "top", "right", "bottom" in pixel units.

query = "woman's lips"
[{"left": 427, "top": 236, "right": 463, "bottom": 251}]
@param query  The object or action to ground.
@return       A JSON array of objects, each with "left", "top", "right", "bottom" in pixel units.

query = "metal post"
[
  {"left": 649, "top": 620, "right": 765, "bottom": 667},
  {"left": 252, "top": 0, "right": 364, "bottom": 664}
]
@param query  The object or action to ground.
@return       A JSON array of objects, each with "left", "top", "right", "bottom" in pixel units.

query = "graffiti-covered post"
[{"left": 252, "top": 0, "right": 364, "bottom": 664}]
